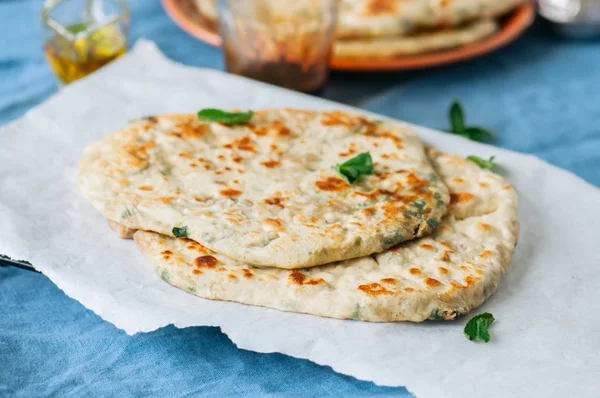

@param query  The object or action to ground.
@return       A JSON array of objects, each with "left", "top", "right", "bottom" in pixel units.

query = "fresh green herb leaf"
[
  {"left": 197, "top": 109, "right": 253, "bottom": 125},
  {"left": 464, "top": 312, "right": 495, "bottom": 342},
  {"left": 464, "top": 126, "right": 494, "bottom": 141},
  {"left": 172, "top": 226, "right": 189, "bottom": 238},
  {"left": 448, "top": 101, "right": 495, "bottom": 142},
  {"left": 334, "top": 152, "right": 374, "bottom": 184},
  {"left": 449, "top": 101, "right": 465, "bottom": 133},
  {"left": 467, "top": 155, "right": 495, "bottom": 170}
]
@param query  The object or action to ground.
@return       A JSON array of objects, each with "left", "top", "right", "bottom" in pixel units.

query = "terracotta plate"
[{"left": 162, "top": 0, "right": 535, "bottom": 71}]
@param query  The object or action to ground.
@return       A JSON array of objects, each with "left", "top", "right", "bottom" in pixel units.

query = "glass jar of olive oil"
[{"left": 41, "top": 0, "right": 130, "bottom": 85}]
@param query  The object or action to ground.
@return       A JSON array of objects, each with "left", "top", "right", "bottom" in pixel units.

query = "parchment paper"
[{"left": 1, "top": 40, "right": 598, "bottom": 398}]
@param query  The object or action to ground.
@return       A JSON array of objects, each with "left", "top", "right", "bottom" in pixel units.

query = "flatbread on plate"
[
  {"left": 133, "top": 148, "right": 519, "bottom": 322},
  {"left": 79, "top": 110, "right": 449, "bottom": 268},
  {"left": 194, "top": 0, "right": 522, "bottom": 39},
  {"left": 336, "top": 0, "right": 523, "bottom": 39},
  {"left": 334, "top": 19, "right": 498, "bottom": 59}
]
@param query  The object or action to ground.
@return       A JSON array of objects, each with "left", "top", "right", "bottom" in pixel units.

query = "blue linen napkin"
[
  {"left": 0, "top": 267, "right": 406, "bottom": 397},
  {"left": 361, "top": 23, "right": 600, "bottom": 187}
]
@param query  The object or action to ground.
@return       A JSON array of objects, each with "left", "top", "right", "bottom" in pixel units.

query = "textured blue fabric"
[
  {"left": 361, "top": 24, "right": 600, "bottom": 187},
  {"left": 0, "top": 267, "right": 404, "bottom": 397},
  {"left": 2, "top": 0, "right": 600, "bottom": 396}
]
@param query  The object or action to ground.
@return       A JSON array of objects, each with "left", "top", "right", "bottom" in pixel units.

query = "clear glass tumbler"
[
  {"left": 41, "top": 0, "right": 130, "bottom": 85},
  {"left": 217, "top": 0, "right": 338, "bottom": 93}
]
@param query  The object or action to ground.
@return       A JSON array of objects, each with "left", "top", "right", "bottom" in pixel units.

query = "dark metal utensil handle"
[{"left": 0, "top": 254, "right": 40, "bottom": 273}]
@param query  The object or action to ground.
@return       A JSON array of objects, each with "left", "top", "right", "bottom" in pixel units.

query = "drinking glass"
[{"left": 217, "top": 0, "right": 338, "bottom": 93}]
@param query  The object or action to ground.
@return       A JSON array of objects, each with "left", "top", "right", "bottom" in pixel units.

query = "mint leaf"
[
  {"left": 448, "top": 101, "right": 495, "bottom": 142},
  {"left": 334, "top": 152, "right": 373, "bottom": 184},
  {"left": 467, "top": 155, "right": 495, "bottom": 170},
  {"left": 464, "top": 126, "right": 495, "bottom": 142},
  {"left": 449, "top": 101, "right": 465, "bottom": 133},
  {"left": 172, "top": 226, "right": 189, "bottom": 238},
  {"left": 197, "top": 109, "right": 253, "bottom": 125},
  {"left": 464, "top": 312, "right": 495, "bottom": 343}
]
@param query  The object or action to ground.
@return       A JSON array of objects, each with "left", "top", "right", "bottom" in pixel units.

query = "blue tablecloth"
[{"left": 1, "top": 1, "right": 599, "bottom": 397}]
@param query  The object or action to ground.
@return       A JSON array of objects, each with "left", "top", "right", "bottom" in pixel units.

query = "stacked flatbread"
[
  {"left": 79, "top": 109, "right": 519, "bottom": 322},
  {"left": 194, "top": 0, "right": 526, "bottom": 59}
]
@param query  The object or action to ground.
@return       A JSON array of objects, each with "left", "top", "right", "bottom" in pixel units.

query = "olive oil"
[{"left": 44, "top": 22, "right": 126, "bottom": 84}]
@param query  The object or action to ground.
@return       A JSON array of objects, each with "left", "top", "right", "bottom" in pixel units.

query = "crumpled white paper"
[{"left": 1, "top": 40, "right": 599, "bottom": 398}]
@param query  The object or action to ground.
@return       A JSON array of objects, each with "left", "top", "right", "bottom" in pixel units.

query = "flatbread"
[
  {"left": 79, "top": 110, "right": 449, "bottom": 268},
  {"left": 194, "top": 0, "right": 218, "bottom": 25},
  {"left": 336, "top": 0, "right": 523, "bottom": 39},
  {"left": 334, "top": 19, "right": 498, "bottom": 59},
  {"left": 194, "top": 0, "right": 523, "bottom": 39},
  {"left": 107, "top": 220, "right": 135, "bottom": 239},
  {"left": 133, "top": 148, "right": 519, "bottom": 322}
]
